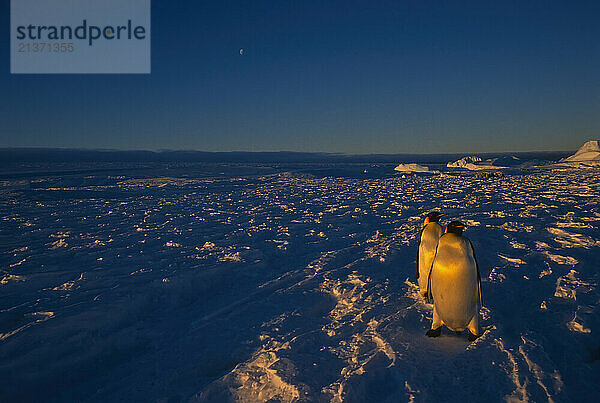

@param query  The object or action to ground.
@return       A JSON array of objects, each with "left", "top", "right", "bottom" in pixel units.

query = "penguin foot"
[
  {"left": 426, "top": 328, "right": 441, "bottom": 338},
  {"left": 468, "top": 331, "right": 479, "bottom": 342}
]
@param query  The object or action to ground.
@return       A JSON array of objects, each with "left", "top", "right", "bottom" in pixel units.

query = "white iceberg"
[
  {"left": 560, "top": 140, "right": 600, "bottom": 164},
  {"left": 447, "top": 155, "right": 522, "bottom": 170},
  {"left": 447, "top": 155, "right": 504, "bottom": 170},
  {"left": 394, "top": 163, "right": 436, "bottom": 173},
  {"left": 447, "top": 156, "right": 483, "bottom": 168}
]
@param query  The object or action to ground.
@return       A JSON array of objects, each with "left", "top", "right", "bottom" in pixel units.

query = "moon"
[{"left": 239, "top": 48, "right": 244, "bottom": 55}]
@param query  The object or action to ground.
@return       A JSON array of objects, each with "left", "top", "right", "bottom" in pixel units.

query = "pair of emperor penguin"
[{"left": 416, "top": 212, "right": 483, "bottom": 341}]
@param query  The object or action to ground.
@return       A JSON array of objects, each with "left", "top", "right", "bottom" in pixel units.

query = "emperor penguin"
[
  {"left": 426, "top": 221, "right": 483, "bottom": 341},
  {"left": 416, "top": 211, "right": 446, "bottom": 297}
]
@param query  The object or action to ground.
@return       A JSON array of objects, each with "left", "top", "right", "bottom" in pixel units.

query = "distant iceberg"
[
  {"left": 561, "top": 140, "right": 600, "bottom": 162},
  {"left": 447, "top": 155, "right": 522, "bottom": 170},
  {"left": 447, "top": 156, "right": 482, "bottom": 168},
  {"left": 394, "top": 163, "right": 437, "bottom": 173}
]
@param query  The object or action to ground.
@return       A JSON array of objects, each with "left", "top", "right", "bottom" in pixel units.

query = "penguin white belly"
[
  {"left": 418, "top": 222, "right": 443, "bottom": 294},
  {"left": 430, "top": 235, "right": 478, "bottom": 331}
]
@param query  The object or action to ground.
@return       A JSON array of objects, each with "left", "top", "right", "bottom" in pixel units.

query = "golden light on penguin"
[
  {"left": 416, "top": 211, "right": 446, "bottom": 297},
  {"left": 425, "top": 220, "right": 483, "bottom": 341}
]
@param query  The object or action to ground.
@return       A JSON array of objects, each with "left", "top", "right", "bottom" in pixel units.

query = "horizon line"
[{"left": 0, "top": 146, "right": 575, "bottom": 156}]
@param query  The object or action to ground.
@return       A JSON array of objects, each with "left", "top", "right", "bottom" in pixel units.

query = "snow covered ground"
[{"left": 1, "top": 161, "right": 599, "bottom": 402}]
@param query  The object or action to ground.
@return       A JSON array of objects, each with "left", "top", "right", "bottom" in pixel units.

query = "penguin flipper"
[
  {"left": 468, "top": 239, "right": 483, "bottom": 307},
  {"left": 416, "top": 228, "right": 424, "bottom": 280},
  {"left": 426, "top": 242, "right": 440, "bottom": 303}
]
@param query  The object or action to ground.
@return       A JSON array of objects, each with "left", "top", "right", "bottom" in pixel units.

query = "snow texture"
[{"left": 1, "top": 158, "right": 599, "bottom": 402}]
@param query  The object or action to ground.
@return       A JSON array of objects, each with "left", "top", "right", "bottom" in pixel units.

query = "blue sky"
[{"left": 1, "top": 0, "right": 599, "bottom": 153}]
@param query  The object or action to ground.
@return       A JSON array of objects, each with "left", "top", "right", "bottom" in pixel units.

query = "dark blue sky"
[{"left": 1, "top": 1, "right": 599, "bottom": 153}]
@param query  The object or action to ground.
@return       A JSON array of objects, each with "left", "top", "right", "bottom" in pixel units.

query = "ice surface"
[{"left": 0, "top": 160, "right": 599, "bottom": 401}]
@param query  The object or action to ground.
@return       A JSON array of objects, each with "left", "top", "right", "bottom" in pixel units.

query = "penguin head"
[
  {"left": 424, "top": 211, "right": 446, "bottom": 224},
  {"left": 446, "top": 221, "right": 465, "bottom": 236}
]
